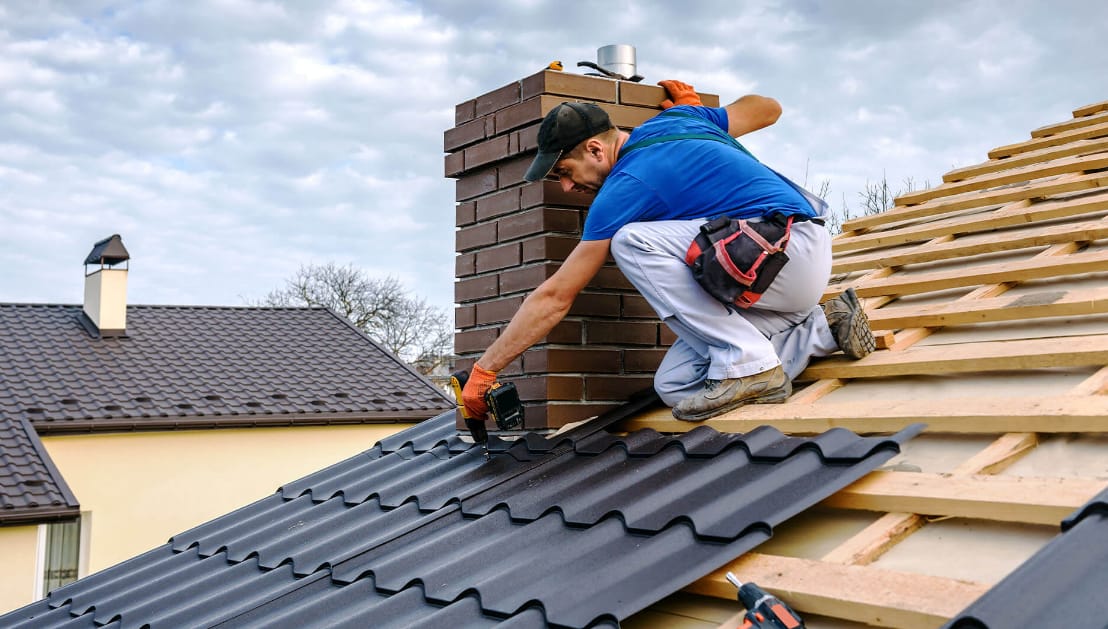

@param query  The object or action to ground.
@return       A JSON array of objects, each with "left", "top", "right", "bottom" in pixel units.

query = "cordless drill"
[
  {"left": 726, "top": 572, "right": 804, "bottom": 629},
  {"left": 449, "top": 369, "right": 524, "bottom": 459}
]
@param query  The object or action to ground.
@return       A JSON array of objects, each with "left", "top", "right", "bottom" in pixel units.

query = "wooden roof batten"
[{"left": 620, "top": 99, "right": 1108, "bottom": 627}]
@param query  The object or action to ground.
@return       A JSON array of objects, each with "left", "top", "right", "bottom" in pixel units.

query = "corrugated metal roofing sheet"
[
  {"left": 0, "top": 304, "right": 452, "bottom": 433},
  {"left": 944, "top": 486, "right": 1108, "bottom": 629},
  {"left": 0, "top": 415, "right": 79, "bottom": 524},
  {"left": 1, "top": 399, "right": 920, "bottom": 628}
]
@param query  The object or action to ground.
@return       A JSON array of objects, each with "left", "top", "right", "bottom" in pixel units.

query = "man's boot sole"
[
  {"left": 837, "top": 289, "right": 876, "bottom": 360},
  {"left": 672, "top": 382, "right": 791, "bottom": 422}
]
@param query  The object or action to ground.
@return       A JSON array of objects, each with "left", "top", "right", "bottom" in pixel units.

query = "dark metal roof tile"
[{"left": 4, "top": 409, "right": 920, "bottom": 628}]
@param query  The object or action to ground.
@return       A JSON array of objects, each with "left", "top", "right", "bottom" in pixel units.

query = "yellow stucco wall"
[
  {"left": 39, "top": 423, "right": 411, "bottom": 583},
  {"left": 0, "top": 524, "right": 39, "bottom": 613}
]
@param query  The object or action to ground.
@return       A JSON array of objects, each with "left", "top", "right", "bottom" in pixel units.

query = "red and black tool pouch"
[{"left": 684, "top": 213, "right": 794, "bottom": 310}]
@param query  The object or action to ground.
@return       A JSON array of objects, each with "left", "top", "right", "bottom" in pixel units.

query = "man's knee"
[{"left": 609, "top": 224, "right": 641, "bottom": 266}]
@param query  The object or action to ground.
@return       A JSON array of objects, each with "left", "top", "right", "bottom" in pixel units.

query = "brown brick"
[
  {"left": 603, "top": 102, "right": 660, "bottom": 130},
  {"left": 454, "top": 327, "right": 499, "bottom": 354},
  {"left": 475, "top": 81, "right": 522, "bottom": 117},
  {"left": 453, "top": 356, "right": 476, "bottom": 373},
  {"left": 585, "top": 375, "right": 655, "bottom": 400},
  {"left": 521, "top": 69, "right": 619, "bottom": 102},
  {"left": 523, "top": 347, "right": 621, "bottom": 373},
  {"left": 455, "top": 167, "right": 498, "bottom": 201},
  {"left": 456, "top": 99, "right": 476, "bottom": 125},
  {"left": 517, "top": 123, "right": 540, "bottom": 153},
  {"left": 456, "top": 222, "right": 497, "bottom": 252},
  {"left": 455, "top": 252, "right": 476, "bottom": 277},
  {"left": 499, "top": 356, "right": 524, "bottom": 377},
  {"left": 621, "top": 294, "right": 656, "bottom": 318},
  {"left": 521, "top": 234, "right": 578, "bottom": 262},
  {"left": 497, "top": 155, "right": 532, "bottom": 189},
  {"left": 587, "top": 266, "right": 634, "bottom": 291},
  {"left": 444, "top": 151, "right": 465, "bottom": 178},
  {"left": 659, "top": 323, "right": 677, "bottom": 346},
  {"left": 475, "top": 243, "right": 521, "bottom": 273},
  {"left": 542, "top": 320, "right": 582, "bottom": 345},
  {"left": 586, "top": 321, "right": 658, "bottom": 346},
  {"left": 513, "top": 374, "right": 584, "bottom": 402},
  {"left": 456, "top": 201, "right": 476, "bottom": 227},
  {"left": 464, "top": 135, "right": 511, "bottom": 170},
  {"left": 623, "top": 348, "right": 667, "bottom": 373},
  {"left": 524, "top": 402, "right": 619, "bottom": 430},
  {"left": 499, "top": 263, "right": 557, "bottom": 295},
  {"left": 455, "top": 304, "right": 475, "bottom": 329},
  {"left": 498, "top": 207, "right": 580, "bottom": 242},
  {"left": 618, "top": 82, "right": 666, "bottom": 108},
  {"left": 444, "top": 117, "right": 487, "bottom": 152},
  {"left": 455, "top": 274, "right": 498, "bottom": 303},
  {"left": 494, "top": 95, "right": 562, "bottom": 134},
  {"left": 567, "top": 293, "right": 621, "bottom": 317},
  {"left": 475, "top": 296, "right": 524, "bottom": 325},
  {"left": 520, "top": 180, "right": 593, "bottom": 210},
  {"left": 475, "top": 188, "right": 520, "bottom": 221}
]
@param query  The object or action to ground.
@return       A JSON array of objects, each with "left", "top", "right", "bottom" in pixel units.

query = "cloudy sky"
[{"left": 2, "top": 1, "right": 1105, "bottom": 317}]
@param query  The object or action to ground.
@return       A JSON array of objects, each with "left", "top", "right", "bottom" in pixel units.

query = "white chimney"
[{"left": 83, "top": 234, "right": 130, "bottom": 336}]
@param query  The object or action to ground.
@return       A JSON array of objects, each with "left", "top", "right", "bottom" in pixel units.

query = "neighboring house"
[
  {"left": 4, "top": 78, "right": 1108, "bottom": 627},
  {"left": 0, "top": 235, "right": 453, "bottom": 614}
]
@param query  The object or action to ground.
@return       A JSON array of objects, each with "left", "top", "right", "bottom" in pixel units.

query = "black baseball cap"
[{"left": 523, "top": 102, "right": 614, "bottom": 182}]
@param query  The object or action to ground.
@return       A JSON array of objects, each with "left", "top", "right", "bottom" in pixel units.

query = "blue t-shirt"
[{"left": 581, "top": 105, "right": 815, "bottom": 241}]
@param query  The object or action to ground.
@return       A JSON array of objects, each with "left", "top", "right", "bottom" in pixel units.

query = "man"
[{"left": 462, "top": 80, "right": 874, "bottom": 422}]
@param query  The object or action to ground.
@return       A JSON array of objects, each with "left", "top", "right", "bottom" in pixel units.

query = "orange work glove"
[
  {"left": 461, "top": 363, "right": 498, "bottom": 419},
  {"left": 658, "top": 79, "right": 703, "bottom": 109}
]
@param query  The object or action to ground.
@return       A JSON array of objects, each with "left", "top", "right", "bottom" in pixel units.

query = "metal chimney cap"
[{"left": 84, "top": 234, "right": 130, "bottom": 266}]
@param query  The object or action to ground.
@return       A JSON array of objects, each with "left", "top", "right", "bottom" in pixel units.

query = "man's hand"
[
  {"left": 461, "top": 364, "right": 498, "bottom": 419},
  {"left": 658, "top": 79, "right": 703, "bottom": 109}
]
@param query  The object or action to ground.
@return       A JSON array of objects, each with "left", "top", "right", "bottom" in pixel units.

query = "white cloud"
[{"left": 0, "top": 0, "right": 1106, "bottom": 318}]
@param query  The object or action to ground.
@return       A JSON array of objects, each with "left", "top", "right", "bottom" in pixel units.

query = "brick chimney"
[{"left": 447, "top": 69, "right": 719, "bottom": 431}]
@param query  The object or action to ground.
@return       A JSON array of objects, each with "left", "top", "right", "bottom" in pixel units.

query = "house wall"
[
  {"left": 31, "top": 423, "right": 410, "bottom": 600},
  {"left": 0, "top": 525, "right": 38, "bottom": 613},
  {"left": 448, "top": 70, "right": 719, "bottom": 430}
]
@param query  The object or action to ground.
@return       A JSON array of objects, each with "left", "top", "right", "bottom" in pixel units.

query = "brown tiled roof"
[
  {"left": 0, "top": 304, "right": 452, "bottom": 434},
  {"left": 0, "top": 416, "right": 79, "bottom": 525}
]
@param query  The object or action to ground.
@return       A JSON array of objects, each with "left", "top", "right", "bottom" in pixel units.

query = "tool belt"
[{"left": 684, "top": 213, "right": 796, "bottom": 310}]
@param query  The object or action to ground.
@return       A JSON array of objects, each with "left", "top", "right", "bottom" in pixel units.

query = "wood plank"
[
  {"left": 832, "top": 218, "right": 1108, "bottom": 274},
  {"left": 897, "top": 150, "right": 1108, "bottom": 206},
  {"left": 1031, "top": 109, "right": 1108, "bottom": 138},
  {"left": 826, "top": 249, "right": 1108, "bottom": 300},
  {"left": 1070, "top": 365, "right": 1108, "bottom": 395},
  {"left": 822, "top": 433, "right": 1037, "bottom": 566},
  {"left": 842, "top": 170, "right": 1108, "bottom": 233},
  {"left": 989, "top": 119, "right": 1108, "bottom": 159},
  {"left": 944, "top": 136, "right": 1108, "bottom": 183},
  {"left": 820, "top": 512, "right": 924, "bottom": 566},
  {"left": 822, "top": 471, "right": 1107, "bottom": 525},
  {"left": 622, "top": 395, "right": 1108, "bottom": 435},
  {"left": 1074, "top": 101, "right": 1108, "bottom": 118},
  {"left": 833, "top": 189, "right": 1108, "bottom": 254},
  {"left": 686, "top": 553, "right": 989, "bottom": 628},
  {"left": 801, "top": 334, "right": 1108, "bottom": 380},
  {"left": 865, "top": 285, "right": 1108, "bottom": 329}
]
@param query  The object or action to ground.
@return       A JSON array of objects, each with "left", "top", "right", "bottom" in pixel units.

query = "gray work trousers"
[{"left": 609, "top": 218, "right": 839, "bottom": 406}]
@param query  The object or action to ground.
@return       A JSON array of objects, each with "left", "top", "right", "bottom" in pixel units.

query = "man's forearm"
[{"left": 476, "top": 287, "right": 572, "bottom": 372}]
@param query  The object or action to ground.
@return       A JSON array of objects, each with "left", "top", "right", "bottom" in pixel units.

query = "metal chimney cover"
[
  {"left": 84, "top": 234, "right": 130, "bottom": 266},
  {"left": 597, "top": 44, "right": 636, "bottom": 79}
]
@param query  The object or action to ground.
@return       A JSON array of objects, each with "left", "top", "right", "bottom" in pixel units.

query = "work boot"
[
  {"left": 822, "top": 287, "right": 876, "bottom": 359},
  {"left": 672, "top": 365, "right": 791, "bottom": 422}
]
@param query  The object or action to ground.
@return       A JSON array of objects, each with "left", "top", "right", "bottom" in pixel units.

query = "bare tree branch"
[{"left": 255, "top": 263, "right": 453, "bottom": 375}]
